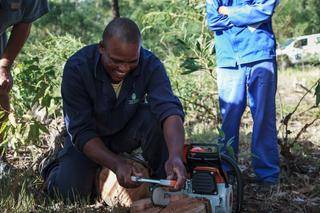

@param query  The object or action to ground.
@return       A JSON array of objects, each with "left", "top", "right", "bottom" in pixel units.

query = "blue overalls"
[
  {"left": 0, "top": 0, "right": 49, "bottom": 55},
  {"left": 206, "top": 0, "right": 280, "bottom": 183},
  {"left": 44, "top": 45, "right": 185, "bottom": 201}
]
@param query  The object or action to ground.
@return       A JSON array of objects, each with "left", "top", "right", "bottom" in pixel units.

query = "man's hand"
[
  {"left": 115, "top": 159, "right": 143, "bottom": 188},
  {"left": 0, "top": 63, "right": 13, "bottom": 95},
  {"left": 83, "top": 138, "right": 144, "bottom": 189},
  {"left": 165, "top": 156, "right": 186, "bottom": 190},
  {"left": 218, "top": 6, "right": 229, "bottom": 15}
]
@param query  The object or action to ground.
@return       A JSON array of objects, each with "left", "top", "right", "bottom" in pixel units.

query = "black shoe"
[
  {"left": 242, "top": 173, "right": 257, "bottom": 184},
  {"left": 255, "top": 181, "right": 279, "bottom": 194},
  {"left": 39, "top": 150, "right": 60, "bottom": 194},
  {"left": 39, "top": 148, "right": 61, "bottom": 180}
]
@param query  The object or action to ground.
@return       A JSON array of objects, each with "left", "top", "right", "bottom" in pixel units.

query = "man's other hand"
[
  {"left": 165, "top": 157, "right": 186, "bottom": 190},
  {"left": 218, "top": 6, "right": 229, "bottom": 15},
  {"left": 0, "top": 66, "right": 13, "bottom": 95},
  {"left": 115, "top": 159, "right": 143, "bottom": 188}
]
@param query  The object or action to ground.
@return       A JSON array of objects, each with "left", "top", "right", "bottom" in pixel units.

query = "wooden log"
[
  {"left": 161, "top": 197, "right": 211, "bottom": 213},
  {"left": 130, "top": 198, "right": 160, "bottom": 213},
  {"left": 99, "top": 159, "right": 150, "bottom": 207},
  {"left": 130, "top": 197, "right": 212, "bottom": 213}
]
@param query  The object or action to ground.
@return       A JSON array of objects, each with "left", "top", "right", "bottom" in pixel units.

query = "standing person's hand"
[
  {"left": 165, "top": 156, "right": 187, "bottom": 190},
  {"left": 218, "top": 6, "right": 229, "bottom": 15},
  {"left": 0, "top": 65, "right": 13, "bottom": 95},
  {"left": 115, "top": 159, "right": 143, "bottom": 188}
]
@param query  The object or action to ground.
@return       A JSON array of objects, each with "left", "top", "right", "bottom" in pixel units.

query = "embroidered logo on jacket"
[{"left": 128, "top": 93, "right": 139, "bottom": 104}]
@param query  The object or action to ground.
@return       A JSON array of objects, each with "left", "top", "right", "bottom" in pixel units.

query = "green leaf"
[
  {"left": 0, "top": 121, "right": 8, "bottom": 137},
  {"left": 26, "top": 65, "right": 40, "bottom": 71},
  {"left": 196, "top": 40, "right": 201, "bottom": 52},
  {"left": 226, "top": 145, "right": 236, "bottom": 160},
  {"left": 37, "top": 122, "right": 49, "bottom": 134},
  {"left": 175, "top": 38, "right": 190, "bottom": 51},
  {"left": 0, "top": 110, "right": 6, "bottom": 121},
  {"left": 225, "top": 137, "right": 236, "bottom": 159},
  {"left": 180, "top": 57, "right": 202, "bottom": 74},
  {"left": 27, "top": 124, "right": 40, "bottom": 143},
  {"left": 226, "top": 136, "right": 235, "bottom": 147},
  {"left": 217, "top": 126, "right": 225, "bottom": 138}
]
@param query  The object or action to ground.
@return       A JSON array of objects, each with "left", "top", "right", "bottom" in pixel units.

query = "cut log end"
[
  {"left": 130, "top": 197, "right": 211, "bottom": 213},
  {"left": 99, "top": 160, "right": 150, "bottom": 207}
]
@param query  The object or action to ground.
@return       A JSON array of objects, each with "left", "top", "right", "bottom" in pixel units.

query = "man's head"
[{"left": 99, "top": 18, "right": 141, "bottom": 83}]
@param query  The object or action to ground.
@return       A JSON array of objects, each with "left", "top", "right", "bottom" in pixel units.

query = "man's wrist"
[
  {"left": 168, "top": 152, "right": 183, "bottom": 161},
  {"left": 113, "top": 156, "right": 127, "bottom": 173}
]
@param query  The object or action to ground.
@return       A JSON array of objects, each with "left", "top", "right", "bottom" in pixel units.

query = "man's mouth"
[
  {"left": 115, "top": 70, "right": 126, "bottom": 77},
  {"left": 112, "top": 70, "right": 126, "bottom": 81}
]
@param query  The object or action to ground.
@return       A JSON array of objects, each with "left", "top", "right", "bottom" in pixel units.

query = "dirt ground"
[{"left": 1, "top": 67, "right": 319, "bottom": 212}]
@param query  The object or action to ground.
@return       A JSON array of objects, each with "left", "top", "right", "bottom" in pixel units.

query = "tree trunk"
[{"left": 111, "top": 0, "right": 120, "bottom": 18}]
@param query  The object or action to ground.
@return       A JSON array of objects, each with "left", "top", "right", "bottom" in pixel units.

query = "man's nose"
[{"left": 118, "top": 63, "right": 130, "bottom": 72}]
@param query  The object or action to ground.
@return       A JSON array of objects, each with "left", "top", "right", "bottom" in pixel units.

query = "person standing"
[
  {"left": 0, "top": 0, "right": 49, "bottom": 173},
  {"left": 206, "top": 0, "right": 280, "bottom": 185}
]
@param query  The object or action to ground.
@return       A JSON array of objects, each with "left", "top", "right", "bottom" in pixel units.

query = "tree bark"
[{"left": 111, "top": 0, "right": 120, "bottom": 18}]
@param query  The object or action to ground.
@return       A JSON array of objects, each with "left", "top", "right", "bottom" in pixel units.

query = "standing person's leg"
[
  {"left": 107, "top": 104, "right": 168, "bottom": 179},
  {"left": 217, "top": 66, "right": 247, "bottom": 157},
  {"left": 246, "top": 59, "right": 280, "bottom": 184}
]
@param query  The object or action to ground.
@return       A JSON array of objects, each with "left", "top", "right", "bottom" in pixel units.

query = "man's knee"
[
  {"left": 47, "top": 170, "right": 97, "bottom": 203},
  {"left": 45, "top": 144, "right": 100, "bottom": 203}
]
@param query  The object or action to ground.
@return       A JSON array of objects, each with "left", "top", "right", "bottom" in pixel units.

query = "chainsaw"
[{"left": 132, "top": 143, "right": 244, "bottom": 213}]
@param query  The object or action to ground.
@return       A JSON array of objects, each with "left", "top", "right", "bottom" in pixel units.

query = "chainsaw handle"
[{"left": 131, "top": 176, "right": 177, "bottom": 187}]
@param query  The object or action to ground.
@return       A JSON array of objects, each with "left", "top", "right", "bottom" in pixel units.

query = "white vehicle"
[{"left": 277, "top": 33, "right": 320, "bottom": 69}]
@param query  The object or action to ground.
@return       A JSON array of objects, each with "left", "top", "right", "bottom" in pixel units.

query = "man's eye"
[
  {"left": 112, "top": 59, "right": 122, "bottom": 63},
  {"left": 129, "top": 61, "right": 138, "bottom": 65}
]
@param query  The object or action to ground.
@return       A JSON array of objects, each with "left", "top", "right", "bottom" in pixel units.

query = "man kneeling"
[{"left": 42, "top": 18, "right": 186, "bottom": 203}]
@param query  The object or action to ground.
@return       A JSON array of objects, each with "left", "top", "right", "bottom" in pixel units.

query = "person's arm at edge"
[
  {"left": 163, "top": 115, "right": 186, "bottom": 190},
  {"left": 218, "top": 0, "right": 279, "bottom": 27},
  {"left": 0, "top": 23, "right": 31, "bottom": 90}
]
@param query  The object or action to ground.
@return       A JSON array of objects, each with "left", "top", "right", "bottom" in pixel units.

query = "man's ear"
[{"left": 98, "top": 41, "right": 106, "bottom": 54}]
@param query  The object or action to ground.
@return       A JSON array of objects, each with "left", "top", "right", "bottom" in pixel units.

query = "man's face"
[{"left": 99, "top": 37, "right": 140, "bottom": 83}]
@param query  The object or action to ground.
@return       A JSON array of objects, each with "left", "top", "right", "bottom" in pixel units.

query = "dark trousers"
[{"left": 45, "top": 105, "right": 168, "bottom": 202}]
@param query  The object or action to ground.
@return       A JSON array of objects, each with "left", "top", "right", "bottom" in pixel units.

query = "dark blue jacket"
[
  {"left": 62, "top": 44, "right": 184, "bottom": 151},
  {"left": 206, "top": 0, "right": 279, "bottom": 67}
]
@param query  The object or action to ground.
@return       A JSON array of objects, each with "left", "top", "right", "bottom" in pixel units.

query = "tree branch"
[{"left": 111, "top": 0, "right": 120, "bottom": 18}]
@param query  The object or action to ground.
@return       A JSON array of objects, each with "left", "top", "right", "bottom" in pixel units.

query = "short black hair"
[{"left": 102, "top": 17, "right": 141, "bottom": 44}]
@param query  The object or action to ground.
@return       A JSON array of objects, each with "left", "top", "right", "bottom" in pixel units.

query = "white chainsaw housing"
[
  {"left": 151, "top": 181, "right": 233, "bottom": 213},
  {"left": 184, "top": 182, "right": 233, "bottom": 213}
]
